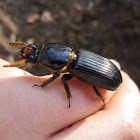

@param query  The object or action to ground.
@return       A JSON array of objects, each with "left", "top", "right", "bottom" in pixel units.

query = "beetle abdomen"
[{"left": 73, "top": 50, "right": 122, "bottom": 91}]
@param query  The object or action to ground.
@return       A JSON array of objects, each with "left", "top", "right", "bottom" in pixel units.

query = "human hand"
[{"left": 0, "top": 58, "right": 139, "bottom": 140}]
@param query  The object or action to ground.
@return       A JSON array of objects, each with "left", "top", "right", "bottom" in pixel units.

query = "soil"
[{"left": 0, "top": 0, "right": 139, "bottom": 87}]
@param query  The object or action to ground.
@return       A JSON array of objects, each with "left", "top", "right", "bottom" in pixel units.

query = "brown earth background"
[{"left": 0, "top": 0, "right": 139, "bottom": 88}]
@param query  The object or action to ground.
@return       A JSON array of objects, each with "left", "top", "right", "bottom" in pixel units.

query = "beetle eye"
[{"left": 20, "top": 48, "right": 26, "bottom": 54}]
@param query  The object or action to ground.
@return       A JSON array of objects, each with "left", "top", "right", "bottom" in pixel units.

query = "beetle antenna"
[
  {"left": 9, "top": 42, "right": 27, "bottom": 48},
  {"left": 3, "top": 59, "right": 28, "bottom": 67}
]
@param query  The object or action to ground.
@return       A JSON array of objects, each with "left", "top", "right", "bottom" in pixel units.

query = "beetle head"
[
  {"left": 3, "top": 42, "right": 40, "bottom": 67},
  {"left": 20, "top": 44, "right": 39, "bottom": 63}
]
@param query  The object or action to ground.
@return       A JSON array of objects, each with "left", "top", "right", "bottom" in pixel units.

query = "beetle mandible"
[{"left": 3, "top": 42, "right": 122, "bottom": 107}]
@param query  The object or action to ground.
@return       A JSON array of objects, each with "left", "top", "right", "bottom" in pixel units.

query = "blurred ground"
[{"left": 0, "top": 0, "right": 139, "bottom": 87}]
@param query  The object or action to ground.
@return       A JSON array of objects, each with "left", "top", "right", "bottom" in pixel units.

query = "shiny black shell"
[
  {"left": 39, "top": 43, "right": 72, "bottom": 70},
  {"left": 73, "top": 50, "right": 122, "bottom": 91}
]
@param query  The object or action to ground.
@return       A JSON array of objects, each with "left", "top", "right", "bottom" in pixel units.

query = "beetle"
[{"left": 3, "top": 42, "right": 122, "bottom": 107}]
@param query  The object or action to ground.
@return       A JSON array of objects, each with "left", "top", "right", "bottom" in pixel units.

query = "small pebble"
[{"left": 40, "top": 11, "right": 53, "bottom": 23}]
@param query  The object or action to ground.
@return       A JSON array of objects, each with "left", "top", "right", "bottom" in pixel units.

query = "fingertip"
[
  {"left": 106, "top": 71, "right": 140, "bottom": 110},
  {"left": 121, "top": 71, "right": 139, "bottom": 93}
]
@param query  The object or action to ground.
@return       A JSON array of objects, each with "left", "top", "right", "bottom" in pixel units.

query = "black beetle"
[{"left": 3, "top": 42, "right": 122, "bottom": 107}]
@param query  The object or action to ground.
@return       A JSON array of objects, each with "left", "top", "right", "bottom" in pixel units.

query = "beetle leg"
[
  {"left": 93, "top": 86, "right": 105, "bottom": 106},
  {"left": 33, "top": 72, "right": 60, "bottom": 88},
  {"left": 62, "top": 74, "right": 73, "bottom": 107}
]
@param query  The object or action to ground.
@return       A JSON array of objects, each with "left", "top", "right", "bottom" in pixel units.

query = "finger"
[
  {"left": 106, "top": 71, "right": 140, "bottom": 111},
  {"left": 0, "top": 58, "right": 31, "bottom": 78}
]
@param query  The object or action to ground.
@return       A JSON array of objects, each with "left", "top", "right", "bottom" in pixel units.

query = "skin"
[{"left": 0, "top": 58, "right": 140, "bottom": 140}]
